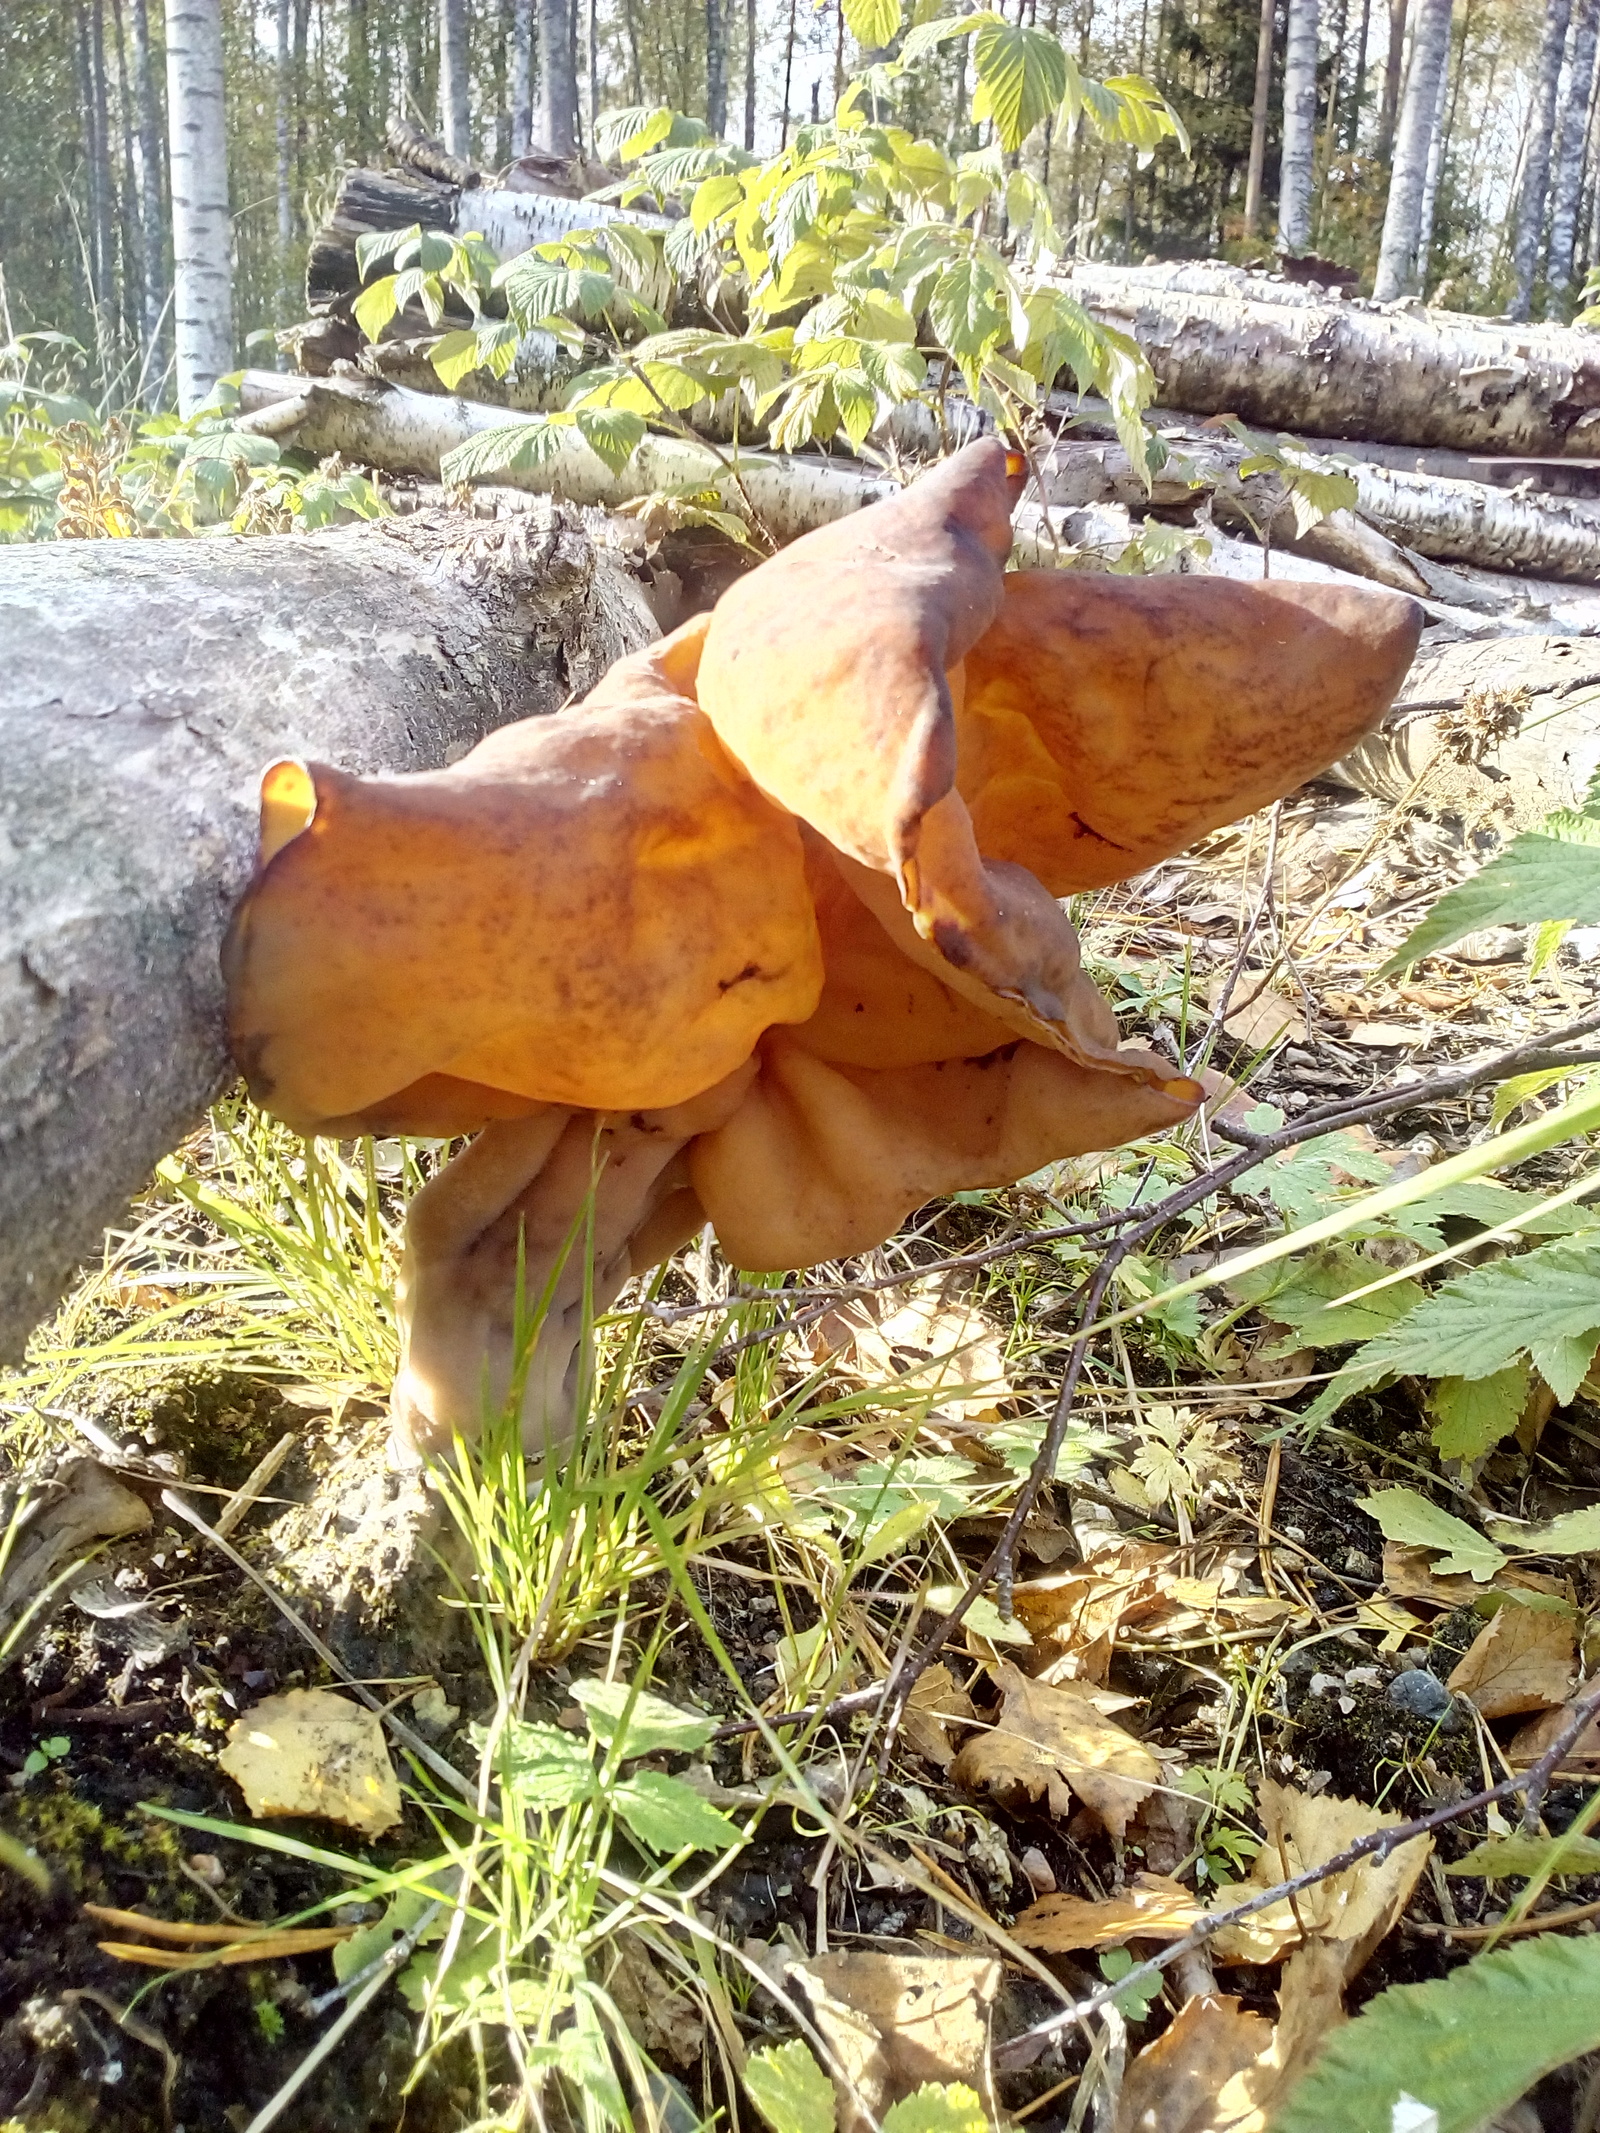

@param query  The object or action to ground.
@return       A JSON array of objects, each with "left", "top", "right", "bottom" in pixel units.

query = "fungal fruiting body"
[{"left": 224, "top": 439, "right": 1421, "bottom": 1458}]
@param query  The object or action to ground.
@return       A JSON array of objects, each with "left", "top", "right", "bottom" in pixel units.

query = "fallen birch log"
[
  {"left": 1066, "top": 261, "right": 1600, "bottom": 459},
  {"left": 0, "top": 508, "right": 656, "bottom": 1361}
]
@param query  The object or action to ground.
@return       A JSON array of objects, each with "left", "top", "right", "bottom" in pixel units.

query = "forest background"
[{"left": 0, "top": 0, "right": 1584, "bottom": 420}]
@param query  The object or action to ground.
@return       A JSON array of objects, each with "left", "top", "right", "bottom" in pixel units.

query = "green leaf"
[
  {"left": 881, "top": 2086, "right": 989, "bottom": 2133},
  {"left": 1345, "top": 1239, "right": 1600, "bottom": 1402},
  {"left": 573, "top": 406, "right": 647, "bottom": 473},
  {"left": 571, "top": 1679, "right": 717, "bottom": 1756},
  {"left": 843, "top": 0, "right": 904, "bottom": 46},
  {"left": 612, "top": 1769, "right": 743, "bottom": 1854},
  {"left": 745, "top": 2040, "right": 837, "bottom": 2133},
  {"left": 1429, "top": 1363, "right": 1531, "bottom": 1460},
  {"left": 1269, "top": 1932, "right": 1600, "bottom": 2133},
  {"left": 351, "top": 272, "right": 401, "bottom": 342},
  {"left": 1382, "top": 832, "right": 1600, "bottom": 975},
  {"left": 491, "top": 1720, "right": 598, "bottom": 1807},
  {"left": 971, "top": 21, "right": 1069, "bottom": 150},
  {"left": 438, "top": 416, "right": 572, "bottom": 485},
  {"left": 356, "top": 223, "right": 418, "bottom": 278},
  {"left": 692, "top": 171, "right": 745, "bottom": 230},
  {"left": 1231, "top": 1245, "right": 1423, "bottom": 1349},
  {"left": 554, "top": 1990, "right": 629, "bottom": 2131},
  {"left": 1448, "top": 1831, "right": 1600, "bottom": 1878},
  {"left": 332, "top": 1881, "right": 442, "bottom": 1984},
  {"left": 1283, "top": 462, "right": 1359, "bottom": 534},
  {"left": 429, "top": 328, "right": 487, "bottom": 390},
  {"left": 1491, "top": 1066, "right": 1589, "bottom": 1129},
  {"left": 1486, "top": 1503, "right": 1600, "bottom": 1555},
  {"left": 928, "top": 258, "right": 1006, "bottom": 369},
  {"left": 1354, "top": 1488, "right": 1505, "bottom": 1583}
]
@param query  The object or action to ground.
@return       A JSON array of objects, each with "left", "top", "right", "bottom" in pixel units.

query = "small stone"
[
  {"left": 1388, "top": 1669, "right": 1452, "bottom": 1721},
  {"left": 1020, "top": 1846, "right": 1056, "bottom": 1896}
]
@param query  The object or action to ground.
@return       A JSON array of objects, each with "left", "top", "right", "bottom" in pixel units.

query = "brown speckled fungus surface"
[{"left": 223, "top": 438, "right": 1422, "bottom": 1459}]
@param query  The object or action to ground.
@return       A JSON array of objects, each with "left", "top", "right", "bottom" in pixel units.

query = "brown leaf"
[
  {"left": 1508, "top": 1686, "right": 1600, "bottom": 1773},
  {"left": 218, "top": 1689, "right": 402, "bottom": 1840},
  {"left": 1115, "top": 1994, "right": 1280, "bottom": 2133},
  {"left": 1208, "top": 983, "right": 1299, "bottom": 1049},
  {"left": 1382, "top": 1542, "right": 1569, "bottom": 1613},
  {"left": 1448, "top": 1603, "right": 1576, "bottom": 1720},
  {"left": 605, "top": 1934, "right": 704, "bottom": 2069},
  {"left": 802, "top": 1279, "right": 1014, "bottom": 1419},
  {"left": 902, "top": 1663, "right": 976, "bottom": 1771},
  {"left": 0, "top": 1458, "right": 152, "bottom": 1636},
  {"left": 788, "top": 1952, "right": 999, "bottom": 2133},
  {"left": 949, "top": 1660, "right": 1158, "bottom": 1839},
  {"left": 1011, "top": 1872, "right": 1201, "bottom": 1952},
  {"left": 1211, "top": 1779, "right": 1431, "bottom": 1973}
]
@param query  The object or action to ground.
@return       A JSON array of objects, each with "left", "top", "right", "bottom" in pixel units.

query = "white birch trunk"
[
  {"left": 0, "top": 510, "right": 657, "bottom": 1364},
  {"left": 1512, "top": 0, "right": 1574, "bottom": 319},
  {"left": 164, "top": 0, "right": 233, "bottom": 415},
  {"left": 1278, "top": 0, "right": 1320, "bottom": 255},
  {"left": 510, "top": 0, "right": 534, "bottom": 156},
  {"left": 439, "top": 0, "right": 471, "bottom": 162},
  {"left": 1550, "top": 0, "right": 1600, "bottom": 304},
  {"left": 1373, "top": 0, "right": 1454, "bottom": 300}
]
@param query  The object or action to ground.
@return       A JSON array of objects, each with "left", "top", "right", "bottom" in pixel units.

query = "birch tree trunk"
[
  {"left": 534, "top": 0, "right": 579, "bottom": 157},
  {"left": 1511, "top": 0, "right": 1574, "bottom": 320},
  {"left": 0, "top": 509, "right": 657, "bottom": 1366},
  {"left": 1373, "top": 0, "right": 1454, "bottom": 300},
  {"left": 744, "top": 0, "right": 757, "bottom": 148},
  {"left": 1278, "top": 0, "right": 1320, "bottom": 256},
  {"left": 1549, "top": 0, "right": 1600, "bottom": 306},
  {"left": 129, "top": 0, "right": 166, "bottom": 364},
  {"left": 510, "top": 0, "right": 533, "bottom": 154},
  {"left": 164, "top": 0, "right": 233, "bottom": 415},
  {"left": 438, "top": 0, "right": 471, "bottom": 161}
]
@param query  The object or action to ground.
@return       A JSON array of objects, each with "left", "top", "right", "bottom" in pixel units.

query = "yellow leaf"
[
  {"left": 1012, "top": 1871, "right": 1201, "bottom": 1952},
  {"left": 1448, "top": 1601, "right": 1576, "bottom": 1720},
  {"left": 949, "top": 1660, "right": 1157, "bottom": 1839},
  {"left": 218, "top": 1688, "right": 402, "bottom": 1840}
]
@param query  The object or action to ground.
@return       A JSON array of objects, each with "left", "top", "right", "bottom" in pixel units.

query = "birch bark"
[
  {"left": 1373, "top": 0, "right": 1454, "bottom": 300},
  {"left": 164, "top": 0, "right": 233, "bottom": 415},
  {"left": 1278, "top": 0, "right": 1320, "bottom": 256},
  {"left": 1549, "top": 0, "right": 1600, "bottom": 306},
  {"left": 1511, "top": 0, "right": 1574, "bottom": 320},
  {"left": 438, "top": 0, "right": 471, "bottom": 161}
]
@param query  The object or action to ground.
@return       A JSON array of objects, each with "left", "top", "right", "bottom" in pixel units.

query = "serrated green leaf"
[
  {"left": 571, "top": 1679, "right": 717, "bottom": 1756},
  {"left": 844, "top": 0, "right": 904, "bottom": 46},
  {"left": 970, "top": 20, "right": 1069, "bottom": 150},
  {"left": 881, "top": 2085, "right": 989, "bottom": 2133},
  {"left": 356, "top": 223, "right": 418, "bottom": 277},
  {"left": 1345, "top": 1239, "right": 1600, "bottom": 1400},
  {"left": 1284, "top": 463, "right": 1359, "bottom": 534},
  {"left": 351, "top": 272, "right": 401, "bottom": 343},
  {"left": 1450, "top": 1825, "right": 1600, "bottom": 1877},
  {"left": 692, "top": 171, "right": 745, "bottom": 230},
  {"left": 928, "top": 258, "right": 1006, "bottom": 367},
  {"left": 746, "top": 2040, "right": 837, "bottom": 2133},
  {"left": 1448, "top": 1830, "right": 1600, "bottom": 1878},
  {"left": 1355, "top": 1488, "right": 1506, "bottom": 1582},
  {"left": 1487, "top": 1503, "right": 1600, "bottom": 1555},
  {"left": 555, "top": 1990, "right": 629, "bottom": 2130},
  {"left": 1383, "top": 833, "right": 1600, "bottom": 974},
  {"left": 1491, "top": 1066, "right": 1590, "bottom": 1129},
  {"left": 1429, "top": 1363, "right": 1531, "bottom": 1460},
  {"left": 612, "top": 1769, "right": 743, "bottom": 1854},
  {"left": 438, "top": 416, "right": 572, "bottom": 485},
  {"left": 573, "top": 406, "right": 647, "bottom": 473},
  {"left": 1232, "top": 1245, "right": 1424, "bottom": 1348},
  {"left": 481, "top": 1717, "right": 597, "bottom": 1809},
  {"left": 1269, "top": 1932, "right": 1600, "bottom": 2133},
  {"left": 429, "top": 328, "right": 486, "bottom": 389}
]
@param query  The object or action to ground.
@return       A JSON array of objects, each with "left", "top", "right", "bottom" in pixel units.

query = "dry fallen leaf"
[
  {"left": 1448, "top": 1602, "right": 1576, "bottom": 1719},
  {"left": 1382, "top": 1542, "right": 1568, "bottom": 1612},
  {"left": 802, "top": 1279, "right": 1014, "bottom": 1420},
  {"left": 1211, "top": 1778, "right": 1431, "bottom": 1969},
  {"left": 1342, "top": 1020, "right": 1427, "bottom": 1049},
  {"left": 1509, "top": 1685, "right": 1600, "bottom": 1772},
  {"left": 949, "top": 1660, "right": 1158, "bottom": 1839},
  {"left": 0, "top": 1458, "right": 152, "bottom": 1636},
  {"left": 1011, "top": 1871, "right": 1201, "bottom": 1952},
  {"left": 1114, "top": 1993, "right": 1279, "bottom": 2133},
  {"left": 1212, "top": 986, "right": 1300, "bottom": 1049},
  {"left": 606, "top": 1933, "right": 705, "bottom": 2069},
  {"left": 902, "top": 1662, "right": 976, "bottom": 1771},
  {"left": 788, "top": 1951, "right": 999, "bottom": 2133},
  {"left": 219, "top": 1688, "right": 402, "bottom": 1839}
]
